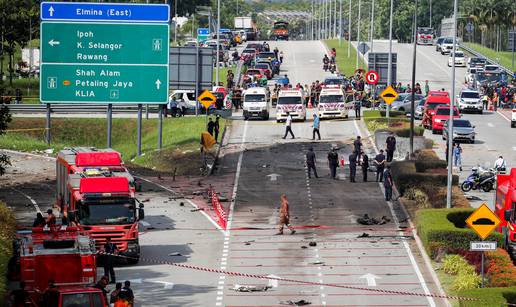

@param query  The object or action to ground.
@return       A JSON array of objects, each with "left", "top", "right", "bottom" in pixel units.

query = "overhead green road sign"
[
  {"left": 40, "top": 64, "right": 168, "bottom": 103},
  {"left": 41, "top": 22, "right": 169, "bottom": 64}
]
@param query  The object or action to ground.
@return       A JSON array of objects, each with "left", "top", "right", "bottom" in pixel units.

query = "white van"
[
  {"left": 318, "top": 86, "right": 349, "bottom": 119},
  {"left": 169, "top": 90, "right": 197, "bottom": 108},
  {"left": 276, "top": 89, "right": 306, "bottom": 122},
  {"left": 243, "top": 87, "right": 270, "bottom": 120}
]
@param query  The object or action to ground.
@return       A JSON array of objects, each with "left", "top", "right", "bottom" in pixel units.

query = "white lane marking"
[
  {"left": 487, "top": 123, "right": 494, "bottom": 128},
  {"left": 353, "top": 120, "right": 437, "bottom": 307},
  {"left": 360, "top": 273, "right": 381, "bottom": 287},
  {"left": 216, "top": 120, "right": 248, "bottom": 307},
  {"left": 11, "top": 187, "right": 40, "bottom": 213},
  {"left": 497, "top": 110, "right": 511, "bottom": 123},
  {"left": 136, "top": 177, "right": 224, "bottom": 233}
]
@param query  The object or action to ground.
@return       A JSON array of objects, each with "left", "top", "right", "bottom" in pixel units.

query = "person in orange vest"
[{"left": 276, "top": 194, "right": 296, "bottom": 235}]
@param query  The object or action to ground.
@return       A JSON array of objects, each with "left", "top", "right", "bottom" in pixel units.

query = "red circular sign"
[{"left": 365, "top": 70, "right": 379, "bottom": 85}]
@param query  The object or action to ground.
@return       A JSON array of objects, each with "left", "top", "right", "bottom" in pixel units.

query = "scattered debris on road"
[
  {"left": 190, "top": 208, "right": 204, "bottom": 212},
  {"left": 279, "top": 299, "right": 311, "bottom": 306},
  {"left": 232, "top": 284, "right": 271, "bottom": 292},
  {"left": 179, "top": 202, "right": 185, "bottom": 206},
  {"left": 308, "top": 241, "right": 317, "bottom": 247},
  {"left": 357, "top": 233, "right": 370, "bottom": 238},
  {"left": 357, "top": 214, "right": 390, "bottom": 225}
]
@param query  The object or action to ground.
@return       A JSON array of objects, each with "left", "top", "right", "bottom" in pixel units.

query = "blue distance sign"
[{"left": 41, "top": 2, "right": 170, "bottom": 23}]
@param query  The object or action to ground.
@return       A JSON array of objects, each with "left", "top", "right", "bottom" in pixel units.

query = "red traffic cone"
[
  {"left": 307, "top": 98, "right": 313, "bottom": 109},
  {"left": 340, "top": 158, "right": 345, "bottom": 167}
]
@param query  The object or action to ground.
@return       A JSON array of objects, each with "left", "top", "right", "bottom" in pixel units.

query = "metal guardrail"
[
  {"left": 459, "top": 43, "right": 514, "bottom": 76},
  {"left": 4, "top": 104, "right": 161, "bottom": 114}
]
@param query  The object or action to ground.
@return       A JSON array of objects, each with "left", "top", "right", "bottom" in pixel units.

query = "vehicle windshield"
[
  {"left": 278, "top": 96, "right": 302, "bottom": 105},
  {"left": 394, "top": 93, "right": 409, "bottom": 102},
  {"left": 484, "top": 66, "right": 498, "bottom": 71},
  {"left": 427, "top": 102, "right": 448, "bottom": 110},
  {"left": 242, "top": 49, "right": 255, "bottom": 54},
  {"left": 274, "top": 24, "right": 288, "bottom": 30},
  {"left": 452, "top": 52, "right": 464, "bottom": 57},
  {"left": 324, "top": 78, "right": 343, "bottom": 85},
  {"left": 436, "top": 108, "right": 459, "bottom": 116},
  {"left": 258, "top": 52, "right": 275, "bottom": 59},
  {"left": 443, "top": 38, "right": 453, "bottom": 44},
  {"left": 476, "top": 72, "right": 507, "bottom": 83},
  {"left": 62, "top": 292, "right": 104, "bottom": 307},
  {"left": 461, "top": 92, "right": 479, "bottom": 99},
  {"left": 320, "top": 95, "right": 344, "bottom": 103},
  {"left": 247, "top": 70, "right": 260, "bottom": 75},
  {"left": 453, "top": 120, "right": 472, "bottom": 127},
  {"left": 470, "top": 58, "right": 485, "bottom": 64},
  {"left": 245, "top": 94, "right": 266, "bottom": 102},
  {"left": 255, "top": 64, "right": 269, "bottom": 70},
  {"left": 79, "top": 199, "right": 136, "bottom": 225},
  {"left": 418, "top": 28, "right": 433, "bottom": 34}
]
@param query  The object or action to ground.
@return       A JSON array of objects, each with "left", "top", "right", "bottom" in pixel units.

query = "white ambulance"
[
  {"left": 318, "top": 86, "right": 350, "bottom": 119},
  {"left": 276, "top": 89, "right": 306, "bottom": 122},
  {"left": 243, "top": 87, "right": 270, "bottom": 120}
]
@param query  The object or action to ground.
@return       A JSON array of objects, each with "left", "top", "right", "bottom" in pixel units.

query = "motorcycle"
[
  {"left": 461, "top": 166, "right": 496, "bottom": 192},
  {"left": 329, "top": 63, "right": 336, "bottom": 74}
]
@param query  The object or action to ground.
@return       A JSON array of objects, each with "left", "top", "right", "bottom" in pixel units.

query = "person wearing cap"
[
  {"left": 327, "top": 146, "right": 339, "bottom": 179},
  {"left": 306, "top": 147, "right": 318, "bottom": 178},
  {"left": 312, "top": 114, "right": 321, "bottom": 140}
]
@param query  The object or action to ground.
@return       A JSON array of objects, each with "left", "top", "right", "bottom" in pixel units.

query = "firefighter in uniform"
[{"left": 276, "top": 194, "right": 296, "bottom": 235}]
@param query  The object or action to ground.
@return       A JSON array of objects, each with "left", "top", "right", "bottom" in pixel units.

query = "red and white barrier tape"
[{"left": 98, "top": 251, "right": 480, "bottom": 302}]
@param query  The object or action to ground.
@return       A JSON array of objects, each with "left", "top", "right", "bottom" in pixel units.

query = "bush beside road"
[{"left": 0, "top": 117, "right": 225, "bottom": 175}]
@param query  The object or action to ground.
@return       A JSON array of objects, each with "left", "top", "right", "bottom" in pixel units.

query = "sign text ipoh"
[{"left": 40, "top": 2, "right": 170, "bottom": 104}]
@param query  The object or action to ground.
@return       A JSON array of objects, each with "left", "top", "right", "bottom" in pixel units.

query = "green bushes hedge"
[
  {"left": 458, "top": 287, "right": 516, "bottom": 307},
  {"left": 416, "top": 209, "right": 504, "bottom": 259},
  {"left": 0, "top": 201, "right": 16, "bottom": 305},
  {"left": 390, "top": 160, "right": 458, "bottom": 195},
  {"left": 379, "top": 110, "right": 406, "bottom": 118}
]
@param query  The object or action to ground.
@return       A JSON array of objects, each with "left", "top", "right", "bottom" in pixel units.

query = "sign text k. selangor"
[{"left": 40, "top": 2, "right": 170, "bottom": 104}]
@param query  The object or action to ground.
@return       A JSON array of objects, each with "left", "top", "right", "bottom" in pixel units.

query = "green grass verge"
[
  {"left": 463, "top": 42, "right": 514, "bottom": 71},
  {"left": 0, "top": 117, "right": 225, "bottom": 174},
  {"left": 457, "top": 287, "right": 516, "bottom": 307},
  {"left": 323, "top": 39, "right": 366, "bottom": 77},
  {"left": 2, "top": 78, "right": 40, "bottom": 100},
  {"left": 362, "top": 110, "right": 423, "bottom": 137},
  {"left": 0, "top": 201, "right": 16, "bottom": 305}
]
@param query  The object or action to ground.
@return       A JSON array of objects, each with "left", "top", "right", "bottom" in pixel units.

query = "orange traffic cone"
[{"left": 307, "top": 98, "right": 313, "bottom": 109}]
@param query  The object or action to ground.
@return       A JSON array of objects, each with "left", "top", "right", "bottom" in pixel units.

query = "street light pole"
[
  {"left": 386, "top": 0, "right": 393, "bottom": 121},
  {"left": 409, "top": 0, "right": 419, "bottom": 156},
  {"left": 446, "top": 0, "right": 459, "bottom": 209},
  {"left": 429, "top": 0, "right": 432, "bottom": 28},
  {"left": 369, "top": 0, "right": 375, "bottom": 53},
  {"left": 356, "top": 0, "right": 361, "bottom": 69},
  {"left": 312, "top": 0, "right": 315, "bottom": 40},
  {"left": 174, "top": 0, "right": 178, "bottom": 45},
  {"left": 348, "top": 0, "right": 351, "bottom": 58},
  {"left": 339, "top": 0, "right": 342, "bottom": 46},
  {"left": 215, "top": 0, "right": 220, "bottom": 85}
]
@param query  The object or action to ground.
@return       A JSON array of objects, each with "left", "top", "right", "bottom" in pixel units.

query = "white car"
[
  {"left": 465, "top": 67, "right": 481, "bottom": 86},
  {"left": 441, "top": 37, "right": 459, "bottom": 54},
  {"left": 457, "top": 89, "right": 482, "bottom": 114},
  {"left": 242, "top": 87, "right": 270, "bottom": 120},
  {"left": 448, "top": 51, "right": 466, "bottom": 67},
  {"left": 484, "top": 64, "right": 501, "bottom": 74}
]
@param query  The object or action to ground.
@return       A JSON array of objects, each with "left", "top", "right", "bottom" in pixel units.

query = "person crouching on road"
[{"left": 277, "top": 194, "right": 296, "bottom": 235}]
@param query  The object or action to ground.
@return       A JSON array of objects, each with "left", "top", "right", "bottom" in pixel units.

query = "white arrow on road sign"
[
  {"left": 155, "top": 79, "right": 161, "bottom": 90},
  {"left": 48, "top": 6, "right": 55, "bottom": 17},
  {"left": 48, "top": 39, "right": 60, "bottom": 47},
  {"left": 267, "top": 173, "right": 281, "bottom": 181},
  {"left": 360, "top": 273, "right": 381, "bottom": 286}
]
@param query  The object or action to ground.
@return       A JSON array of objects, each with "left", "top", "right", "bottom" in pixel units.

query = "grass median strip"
[
  {"left": 323, "top": 39, "right": 366, "bottom": 77},
  {"left": 0, "top": 117, "right": 225, "bottom": 174}
]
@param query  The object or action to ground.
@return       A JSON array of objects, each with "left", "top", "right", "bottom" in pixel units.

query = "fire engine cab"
[
  {"left": 56, "top": 148, "right": 144, "bottom": 263},
  {"left": 318, "top": 86, "right": 350, "bottom": 119},
  {"left": 17, "top": 226, "right": 106, "bottom": 307},
  {"left": 495, "top": 168, "right": 516, "bottom": 257}
]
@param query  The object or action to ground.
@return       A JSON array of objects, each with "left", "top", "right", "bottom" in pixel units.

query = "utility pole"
[
  {"left": 333, "top": 0, "right": 337, "bottom": 38},
  {"left": 429, "top": 0, "right": 432, "bottom": 28},
  {"left": 215, "top": 0, "right": 220, "bottom": 85},
  {"left": 174, "top": 0, "right": 178, "bottom": 45},
  {"left": 369, "top": 0, "right": 375, "bottom": 53},
  {"left": 356, "top": 0, "right": 361, "bottom": 69},
  {"left": 312, "top": 0, "right": 315, "bottom": 40},
  {"left": 409, "top": 0, "right": 419, "bottom": 156},
  {"left": 386, "top": 0, "right": 394, "bottom": 121},
  {"left": 339, "top": 0, "right": 342, "bottom": 46},
  {"left": 447, "top": 0, "right": 459, "bottom": 209},
  {"left": 348, "top": 0, "right": 351, "bottom": 58}
]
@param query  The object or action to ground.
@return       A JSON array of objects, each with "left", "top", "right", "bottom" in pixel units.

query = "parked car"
[
  {"left": 448, "top": 50, "right": 466, "bottom": 67},
  {"left": 254, "top": 63, "right": 272, "bottom": 79},
  {"left": 422, "top": 95, "right": 451, "bottom": 129},
  {"left": 443, "top": 119, "right": 476, "bottom": 143},
  {"left": 440, "top": 37, "right": 458, "bottom": 55},
  {"left": 457, "top": 89, "right": 482, "bottom": 114},
  {"left": 465, "top": 67, "right": 481, "bottom": 86},
  {"left": 432, "top": 105, "right": 460, "bottom": 134},
  {"left": 467, "top": 57, "right": 487, "bottom": 69},
  {"left": 484, "top": 64, "right": 501, "bottom": 74},
  {"left": 389, "top": 93, "right": 426, "bottom": 113},
  {"left": 414, "top": 99, "right": 426, "bottom": 119}
]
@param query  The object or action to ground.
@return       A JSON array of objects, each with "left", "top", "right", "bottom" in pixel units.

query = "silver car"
[
  {"left": 443, "top": 119, "right": 476, "bottom": 143},
  {"left": 380, "top": 93, "right": 425, "bottom": 113}
]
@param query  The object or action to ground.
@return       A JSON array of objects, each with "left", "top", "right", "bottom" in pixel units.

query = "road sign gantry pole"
[
  {"left": 356, "top": 0, "right": 361, "bottom": 69},
  {"left": 409, "top": 0, "right": 419, "bottom": 156},
  {"left": 386, "top": 0, "right": 394, "bottom": 122}
]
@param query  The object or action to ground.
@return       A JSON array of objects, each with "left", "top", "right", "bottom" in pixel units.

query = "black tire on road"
[{"left": 482, "top": 181, "right": 493, "bottom": 192}]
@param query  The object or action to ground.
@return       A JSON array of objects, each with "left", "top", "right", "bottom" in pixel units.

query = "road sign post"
[
  {"left": 380, "top": 86, "right": 398, "bottom": 127},
  {"left": 40, "top": 1, "right": 170, "bottom": 155},
  {"left": 466, "top": 204, "right": 501, "bottom": 288}
]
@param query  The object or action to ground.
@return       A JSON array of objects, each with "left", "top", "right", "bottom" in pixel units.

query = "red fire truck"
[
  {"left": 17, "top": 226, "right": 106, "bottom": 306},
  {"left": 495, "top": 168, "right": 516, "bottom": 257},
  {"left": 56, "top": 148, "right": 144, "bottom": 263}
]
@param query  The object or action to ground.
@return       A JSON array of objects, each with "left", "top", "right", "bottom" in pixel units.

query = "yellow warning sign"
[
  {"left": 380, "top": 85, "right": 399, "bottom": 105},
  {"left": 465, "top": 203, "right": 501, "bottom": 240},
  {"left": 198, "top": 90, "right": 216, "bottom": 109}
]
